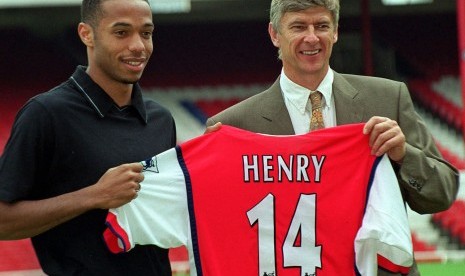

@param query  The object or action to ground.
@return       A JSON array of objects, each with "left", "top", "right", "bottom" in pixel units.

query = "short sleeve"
[
  {"left": 0, "top": 99, "right": 55, "bottom": 202},
  {"left": 355, "top": 155, "right": 413, "bottom": 275},
  {"left": 104, "top": 147, "right": 189, "bottom": 253}
]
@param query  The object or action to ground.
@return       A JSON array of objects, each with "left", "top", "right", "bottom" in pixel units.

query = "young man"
[
  {"left": 0, "top": 0, "right": 176, "bottom": 274},
  {"left": 207, "top": 0, "right": 459, "bottom": 275}
]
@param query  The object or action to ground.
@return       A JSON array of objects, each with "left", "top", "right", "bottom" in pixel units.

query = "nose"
[
  {"left": 128, "top": 35, "right": 146, "bottom": 52},
  {"left": 303, "top": 26, "right": 319, "bottom": 44}
]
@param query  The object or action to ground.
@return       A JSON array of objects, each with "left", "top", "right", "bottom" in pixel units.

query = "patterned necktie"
[{"left": 309, "top": 91, "right": 325, "bottom": 131}]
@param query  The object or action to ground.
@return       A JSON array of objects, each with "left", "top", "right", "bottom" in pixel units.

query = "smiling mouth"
[
  {"left": 301, "top": 50, "right": 320, "bottom": 56},
  {"left": 124, "top": 60, "right": 145, "bottom": 66}
]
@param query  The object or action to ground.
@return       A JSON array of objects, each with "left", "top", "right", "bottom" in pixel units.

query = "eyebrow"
[
  {"left": 288, "top": 19, "right": 306, "bottom": 25},
  {"left": 111, "top": 22, "right": 154, "bottom": 28}
]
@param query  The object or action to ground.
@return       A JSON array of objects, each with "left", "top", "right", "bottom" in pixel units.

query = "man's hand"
[
  {"left": 363, "top": 116, "right": 406, "bottom": 163},
  {"left": 204, "top": 122, "right": 222, "bottom": 134},
  {"left": 91, "top": 163, "right": 144, "bottom": 209}
]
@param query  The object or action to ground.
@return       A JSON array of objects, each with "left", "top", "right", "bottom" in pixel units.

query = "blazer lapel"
[
  {"left": 333, "top": 72, "right": 364, "bottom": 125},
  {"left": 256, "top": 72, "right": 364, "bottom": 134},
  {"left": 259, "top": 77, "right": 295, "bottom": 135}
]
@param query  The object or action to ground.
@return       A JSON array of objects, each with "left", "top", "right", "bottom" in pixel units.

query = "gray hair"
[{"left": 270, "top": 0, "right": 340, "bottom": 32}]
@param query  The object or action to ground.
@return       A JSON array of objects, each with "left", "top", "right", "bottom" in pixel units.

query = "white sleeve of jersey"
[
  {"left": 107, "top": 147, "right": 189, "bottom": 251},
  {"left": 354, "top": 154, "right": 413, "bottom": 276}
]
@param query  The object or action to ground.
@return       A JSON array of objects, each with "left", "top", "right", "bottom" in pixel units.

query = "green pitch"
[
  {"left": 418, "top": 262, "right": 465, "bottom": 275},
  {"left": 173, "top": 262, "right": 465, "bottom": 276}
]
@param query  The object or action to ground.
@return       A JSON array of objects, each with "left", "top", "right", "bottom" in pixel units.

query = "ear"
[
  {"left": 78, "top": 22, "right": 94, "bottom": 47},
  {"left": 333, "top": 26, "right": 338, "bottom": 43},
  {"left": 268, "top": 22, "right": 280, "bottom": 48}
]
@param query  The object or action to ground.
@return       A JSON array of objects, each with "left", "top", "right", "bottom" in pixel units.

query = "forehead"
[
  {"left": 99, "top": 0, "right": 153, "bottom": 27},
  {"left": 281, "top": 6, "right": 333, "bottom": 25}
]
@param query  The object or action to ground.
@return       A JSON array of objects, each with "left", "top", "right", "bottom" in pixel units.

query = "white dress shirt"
[{"left": 280, "top": 68, "right": 336, "bottom": 134}]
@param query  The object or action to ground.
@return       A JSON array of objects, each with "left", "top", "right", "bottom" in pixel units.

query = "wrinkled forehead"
[
  {"left": 281, "top": 6, "right": 335, "bottom": 26},
  {"left": 273, "top": 1, "right": 339, "bottom": 27}
]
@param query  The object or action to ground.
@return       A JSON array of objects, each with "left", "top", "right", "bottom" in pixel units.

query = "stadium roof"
[{"left": 0, "top": 0, "right": 455, "bottom": 32}]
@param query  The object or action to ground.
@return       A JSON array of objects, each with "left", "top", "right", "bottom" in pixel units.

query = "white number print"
[{"left": 247, "top": 194, "right": 322, "bottom": 276}]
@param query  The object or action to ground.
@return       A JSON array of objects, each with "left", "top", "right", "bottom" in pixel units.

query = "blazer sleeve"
[{"left": 396, "top": 82, "right": 459, "bottom": 214}]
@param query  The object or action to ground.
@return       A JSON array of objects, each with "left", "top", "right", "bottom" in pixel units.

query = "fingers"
[
  {"left": 363, "top": 116, "right": 390, "bottom": 135},
  {"left": 129, "top": 163, "right": 143, "bottom": 198},
  {"left": 123, "top": 162, "right": 144, "bottom": 180},
  {"left": 128, "top": 162, "right": 144, "bottom": 173},
  {"left": 367, "top": 117, "right": 397, "bottom": 146},
  {"left": 95, "top": 163, "right": 145, "bottom": 207},
  {"left": 363, "top": 116, "right": 406, "bottom": 160},
  {"left": 371, "top": 127, "right": 402, "bottom": 156},
  {"left": 117, "top": 163, "right": 144, "bottom": 188},
  {"left": 204, "top": 122, "right": 222, "bottom": 135},
  {"left": 134, "top": 169, "right": 144, "bottom": 184}
]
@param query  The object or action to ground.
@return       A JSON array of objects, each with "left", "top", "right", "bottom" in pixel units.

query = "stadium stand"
[
  {"left": 0, "top": 88, "right": 31, "bottom": 152},
  {"left": 432, "top": 76, "right": 463, "bottom": 108},
  {"left": 409, "top": 76, "right": 463, "bottom": 132},
  {"left": 372, "top": 14, "right": 458, "bottom": 79},
  {"left": 431, "top": 200, "right": 465, "bottom": 249}
]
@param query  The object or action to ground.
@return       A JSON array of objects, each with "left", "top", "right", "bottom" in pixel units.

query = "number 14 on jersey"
[{"left": 247, "top": 193, "right": 322, "bottom": 276}]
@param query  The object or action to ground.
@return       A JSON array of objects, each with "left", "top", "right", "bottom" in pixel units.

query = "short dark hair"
[
  {"left": 81, "top": 0, "right": 150, "bottom": 28},
  {"left": 81, "top": 0, "right": 104, "bottom": 28}
]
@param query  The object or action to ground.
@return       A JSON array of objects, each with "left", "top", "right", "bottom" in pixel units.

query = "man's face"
[
  {"left": 90, "top": 0, "right": 154, "bottom": 85},
  {"left": 269, "top": 6, "right": 338, "bottom": 87}
]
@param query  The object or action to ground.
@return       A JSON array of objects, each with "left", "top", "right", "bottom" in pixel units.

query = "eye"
[
  {"left": 316, "top": 24, "right": 331, "bottom": 30},
  {"left": 142, "top": 31, "right": 153, "bottom": 39},
  {"left": 290, "top": 25, "right": 305, "bottom": 31},
  {"left": 114, "top": 30, "right": 127, "bottom": 37}
]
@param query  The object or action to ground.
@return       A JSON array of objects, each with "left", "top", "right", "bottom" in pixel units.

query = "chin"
[
  {"left": 122, "top": 79, "right": 139, "bottom": 85},
  {"left": 120, "top": 74, "right": 142, "bottom": 84}
]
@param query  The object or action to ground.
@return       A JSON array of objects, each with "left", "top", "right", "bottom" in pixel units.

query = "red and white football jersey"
[{"left": 104, "top": 124, "right": 413, "bottom": 276}]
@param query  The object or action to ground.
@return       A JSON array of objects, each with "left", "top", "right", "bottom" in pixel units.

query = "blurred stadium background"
[{"left": 0, "top": 0, "right": 464, "bottom": 275}]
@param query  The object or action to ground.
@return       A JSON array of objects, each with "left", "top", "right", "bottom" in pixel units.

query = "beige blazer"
[{"left": 207, "top": 72, "right": 460, "bottom": 275}]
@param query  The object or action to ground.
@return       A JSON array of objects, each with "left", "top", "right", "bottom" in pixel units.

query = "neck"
[
  {"left": 283, "top": 67, "right": 329, "bottom": 91},
  {"left": 103, "top": 82, "right": 133, "bottom": 107},
  {"left": 85, "top": 67, "right": 134, "bottom": 107}
]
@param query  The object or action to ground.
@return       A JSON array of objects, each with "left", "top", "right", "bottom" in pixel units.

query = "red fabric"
[
  {"left": 104, "top": 212, "right": 131, "bottom": 254},
  {"left": 0, "top": 239, "right": 41, "bottom": 271},
  {"left": 378, "top": 254, "right": 410, "bottom": 274},
  {"left": 181, "top": 124, "right": 378, "bottom": 275}
]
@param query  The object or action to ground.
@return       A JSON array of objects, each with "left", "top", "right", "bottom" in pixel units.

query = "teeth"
[
  {"left": 126, "top": 61, "right": 143, "bottom": 66},
  {"left": 302, "top": 50, "right": 319, "bottom": 55}
]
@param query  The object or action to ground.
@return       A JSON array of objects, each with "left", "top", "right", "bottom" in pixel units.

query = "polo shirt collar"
[{"left": 69, "top": 66, "right": 148, "bottom": 124}]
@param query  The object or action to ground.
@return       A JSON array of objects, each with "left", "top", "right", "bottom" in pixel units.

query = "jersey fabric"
[{"left": 104, "top": 124, "right": 413, "bottom": 276}]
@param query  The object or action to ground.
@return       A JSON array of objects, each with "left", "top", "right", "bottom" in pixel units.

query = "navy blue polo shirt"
[{"left": 0, "top": 66, "right": 176, "bottom": 275}]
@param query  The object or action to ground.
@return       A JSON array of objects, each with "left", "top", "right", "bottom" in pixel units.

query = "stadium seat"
[
  {"left": 430, "top": 199, "right": 465, "bottom": 247},
  {"left": 412, "top": 233, "right": 437, "bottom": 252},
  {"left": 409, "top": 79, "right": 462, "bottom": 130},
  {"left": 434, "top": 142, "right": 465, "bottom": 170}
]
